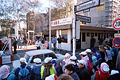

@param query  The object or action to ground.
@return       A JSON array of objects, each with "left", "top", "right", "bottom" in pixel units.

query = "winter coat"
[
  {"left": 15, "top": 64, "right": 31, "bottom": 78},
  {"left": 95, "top": 68, "right": 110, "bottom": 80},
  {"left": 41, "top": 65, "right": 56, "bottom": 79},
  {"left": 31, "top": 65, "right": 41, "bottom": 80},
  {"left": 77, "top": 67, "right": 91, "bottom": 80},
  {"left": 70, "top": 72, "right": 80, "bottom": 80},
  {"left": 116, "top": 52, "right": 120, "bottom": 72}
]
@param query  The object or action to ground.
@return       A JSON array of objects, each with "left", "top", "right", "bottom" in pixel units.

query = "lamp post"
[
  {"left": 72, "top": 0, "right": 77, "bottom": 56},
  {"left": 49, "top": 0, "right": 52, "bottom": 49}
]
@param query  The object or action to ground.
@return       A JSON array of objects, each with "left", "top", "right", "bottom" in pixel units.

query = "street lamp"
[
  {"left": 49, "top": 0, "right": 52, "bottom": 49},
  {"left": 72, "top": 0, "right": 77, "bottom": 56}
]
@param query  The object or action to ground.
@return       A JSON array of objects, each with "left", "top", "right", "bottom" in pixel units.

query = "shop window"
[
  {"left": 61, "top": 30, "right": 67, "bottom": 43},
  {"left": 62, "top": 34, "right": 67, "bottom": 43},
  {"left": 87, "top": 32, "right": 90, "bottom": 37},
  {"left": 82, "top": 33, "right": 86, "bottom": 42}
]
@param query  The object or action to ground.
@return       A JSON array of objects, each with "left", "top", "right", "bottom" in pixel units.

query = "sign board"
[
  {"left": 75, "top": 0, "right": 100, "bottom": 12},
  {"left": 51, "top": 17, "right": 72, "bottom": 26},
  {"left": 76, "top": 15, "right": 91, "bottom": 23},
  {"left": 114, "top": 33, "right": 120, "bottom": 38},
  {"left": 113, "top": 37, "right": 120, "bottom": 48},
  {"left": 76, "top": 21, "right": 80, "bottom": 39},
  {"left": 113, "top": 19, "right": 120, "bottom": 30}
]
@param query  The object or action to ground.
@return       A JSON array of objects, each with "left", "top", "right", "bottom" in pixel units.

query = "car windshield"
[{"left": 24, "top": 54, "right": 30, "bottom": 63}]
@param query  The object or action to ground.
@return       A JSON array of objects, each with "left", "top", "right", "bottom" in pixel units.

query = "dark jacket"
[
  {"left": 70, "top": 72, "right": 80, "bottom": 80},
  {"left": 99, "top": 51, "right": 105, "bottom": 63},
  {"left": 15, "top": 64, "right": 31, "bottom": 78},
  {"left": 31, "top": 65, "right": 41, "bottom": 80},
  {"left": 77, "top": 67, "right": 91, "bottom": 80},
  {"left": 107, "top": 73, "right": 120, "bottom": 80}
]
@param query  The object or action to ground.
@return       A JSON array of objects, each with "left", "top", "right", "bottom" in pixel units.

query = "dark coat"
[
  {"left": 77, "top": 67, "right": 91, "bottom": 80},
  {"left": 70, "top": 72, "right": 80, "bottom": 80}
]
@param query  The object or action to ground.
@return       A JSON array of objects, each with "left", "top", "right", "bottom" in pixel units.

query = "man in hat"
[
  {"left": 31, "top": 58, "right": 42, "bottom": 80},
  {"left": 41, "top": 57, "right": 56, "bottom": 80},
  {"left": 69, "top": 56, "right": 78, "bottom": 73},
  {"left": 77, "top": 60, "right": 91, "bottom": 80},
  {"left": 15, "top": 58, "right": 31, "bottom": 80}
]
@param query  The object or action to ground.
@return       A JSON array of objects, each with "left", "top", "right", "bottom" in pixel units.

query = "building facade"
[{"left": 77, "top": 0, "right": 120, "bottom": 27}]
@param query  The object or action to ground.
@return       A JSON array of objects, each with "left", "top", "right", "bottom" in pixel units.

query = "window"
[
  {"left": 44, "top": 53, "right": 57, "bottom": 59},
  {"left": 82, "top": 33, "right": 86, "bottom": 42},
  {"left": 61, "top": 30, "right": 68, "bottom": 43},
  {"left": 98, "top": 33, "right": 100, "bottom": 40},
  {"left": 87, "top": 32, "right": 90, "bottom": 37},
  {"left": 91, "top": 33, "right": 94, "bottom": 37},
  {"left": 30, "top": 54, "right": 44, "bottom": 63}
]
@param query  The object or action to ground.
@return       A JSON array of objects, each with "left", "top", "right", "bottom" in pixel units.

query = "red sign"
[
  {"left": 113, "top": 19, "right": 120, "bottom": 30},
  {"left": 113, "top": 37, "right": 120, "bottom": 48}
]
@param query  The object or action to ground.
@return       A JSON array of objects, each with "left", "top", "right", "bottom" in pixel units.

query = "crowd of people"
[{"left": 0, "top": 42, "right": 120, "bottom": 80}]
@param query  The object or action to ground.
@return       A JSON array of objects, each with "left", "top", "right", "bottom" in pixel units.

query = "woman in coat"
[{"left": 95, "top": 62, "right": 110, "bottom": 80}]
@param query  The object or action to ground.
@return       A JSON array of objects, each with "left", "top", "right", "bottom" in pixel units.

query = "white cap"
[
  {"left": 45, "top": 74, "right": 56, "bottom": 80},
  {"left": 70, "top": 56, "right": 77, "bottom": 60},
  {"left": 78, "top": 60, "right": 86, "bottom": 65},
  {"left": 111, "top": 70, "right": 119, "bottom": 75},
  {"left": 79, "top": 51, "right": 87, "bottom": 55},
  {"left": 65, "top": 53, "right": 71, "bottom": 57},
  {"left": 20, "top": 58, "right": 27, "bottom": 64},
  {"left": 33, "top": 58, "right": 41, "bottom": 63},
  {"left": 44, "top": 57, "right": 52, "bottom": 63},
  {"left": 85, "top": 49, "right": 92, "bottom": 53}
]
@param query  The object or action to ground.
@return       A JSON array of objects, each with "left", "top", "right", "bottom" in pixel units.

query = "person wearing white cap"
[
  {"left": 61, "top": 53, "right": 71, "bottom": 66},
  {"left": 15, "top": 58, "right": 31, "bottom": 80},
  {"left": 69, "top": 56, "right": 79, "bottom": 74},
  {"left": 85, "top": 49, "right": 93, "bottom": 62},
  {"left": 31, "top": 58, "right": 41, "bottom": 80},
  {"left": 95, "top": 62, "right": 110, "bottom": 80},
  {"left": 41, "top": 57, "right": 56, "bottom": 80},
  {"left": 79, "top": 51, "right": 89, "bottom": 66},
  {"left": 77, "top": 60, "right": 91, "bottom": 80}
]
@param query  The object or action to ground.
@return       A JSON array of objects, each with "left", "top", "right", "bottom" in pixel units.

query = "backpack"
[
  {"left": 42, "top": 66, "right": 50, "bottom": 80},
  {"left": 87, "top": 60, "right": 94, "bottom": 75},
  {"left": 18, "top": 66, "right": 31, "bottom": 80}
]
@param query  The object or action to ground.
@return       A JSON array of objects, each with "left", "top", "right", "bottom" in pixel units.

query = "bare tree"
[{"left": 51, "top": 0, "right": 73, "bottom": 20}]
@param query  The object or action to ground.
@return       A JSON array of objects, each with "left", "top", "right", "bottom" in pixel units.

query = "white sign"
[
  {"left": 76, "top": 0, "right": 100, "bottom": 12},
  {"left": 76, "top": 21, "right": 80, "bottom": 39},
  {"left": 51, "top": 17, "right": 72, "bottom": 26},
  {"left": 114, "top": 33, "right": 120, "bottom": 38},
  {"left": 2, "top": 55, "right": 11, "bottom": 64}
]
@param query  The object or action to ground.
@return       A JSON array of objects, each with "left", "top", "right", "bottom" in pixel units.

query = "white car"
[{"left": 12, "top": 49, "right": 64, "bottom": 69}]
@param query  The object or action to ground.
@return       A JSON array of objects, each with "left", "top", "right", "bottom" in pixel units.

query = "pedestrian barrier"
[{"left": 0, "top": 38, "right": 13, "bottom": 64}]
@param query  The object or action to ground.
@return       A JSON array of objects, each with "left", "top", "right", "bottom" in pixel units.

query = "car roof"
[{"left": 25, "top": 49, "right": 55, "bottom": 56}]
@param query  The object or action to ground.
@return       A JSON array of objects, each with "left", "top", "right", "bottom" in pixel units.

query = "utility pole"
[
  {"left": 72, "top": 0, "right": 77, "bottom": 56},
  {"left": 49, "top": 0, "right": 52, "bottom": 49}
]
